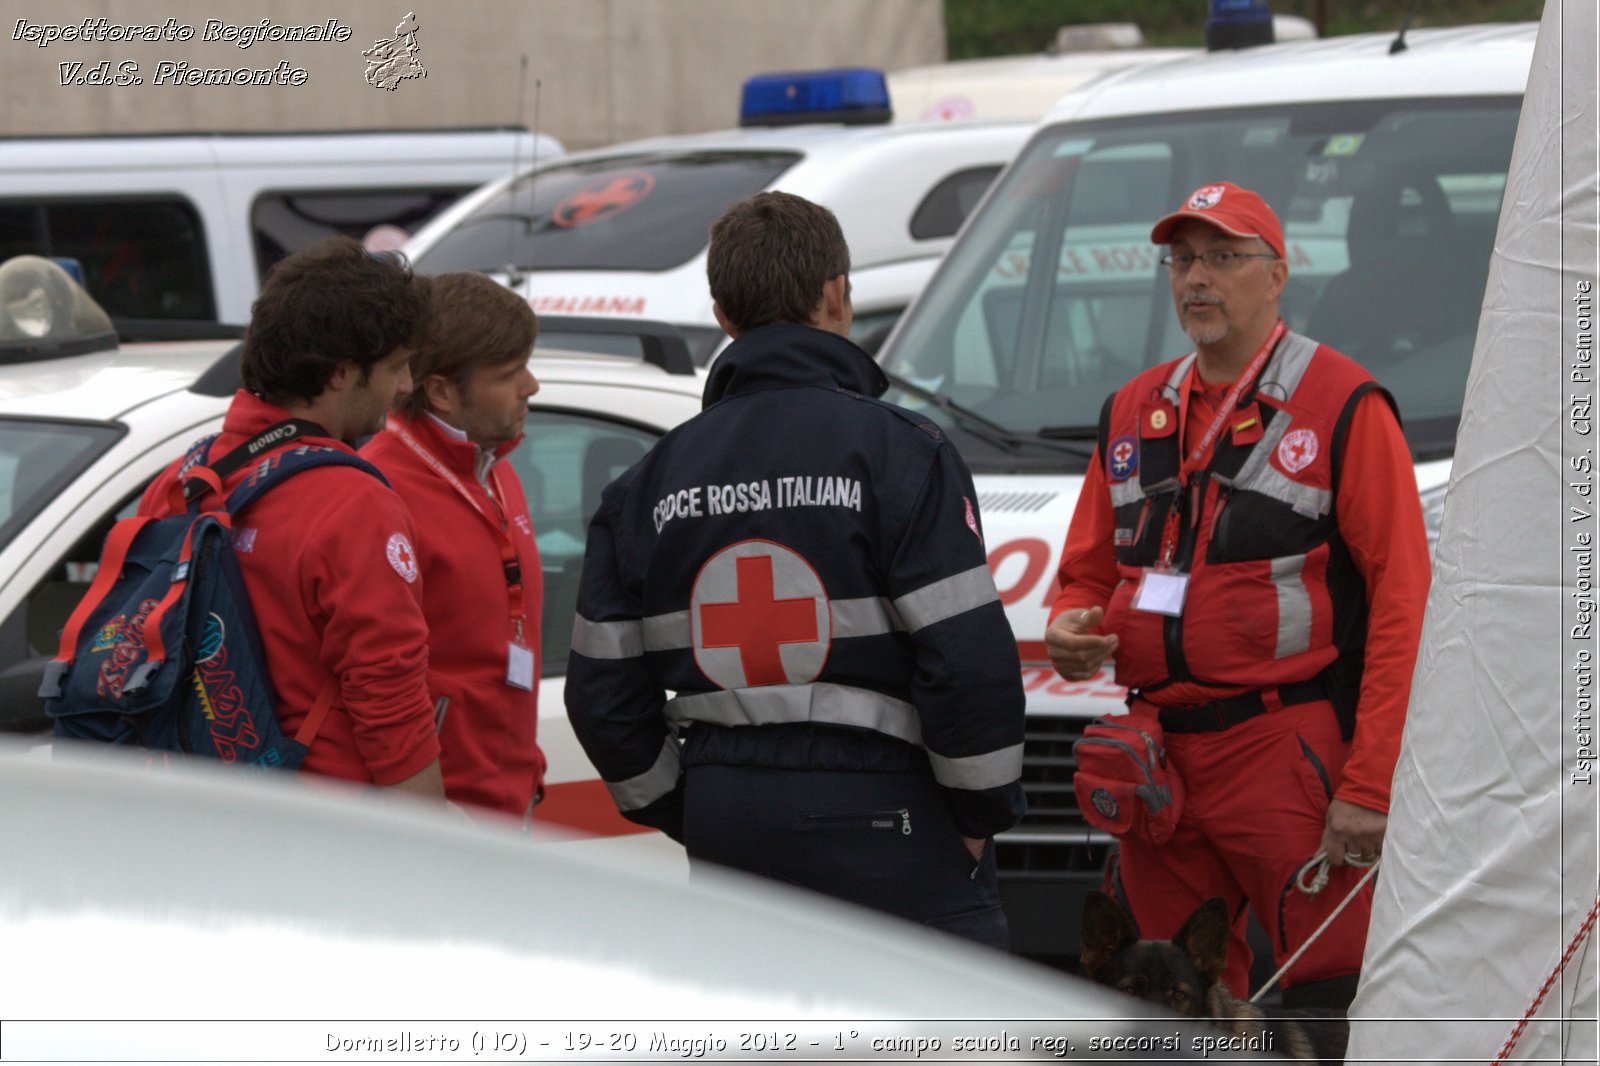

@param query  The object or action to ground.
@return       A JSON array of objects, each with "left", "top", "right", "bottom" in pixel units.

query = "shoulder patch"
[{"left": 385, "top": 531, "right": 418, "bottom": 583}]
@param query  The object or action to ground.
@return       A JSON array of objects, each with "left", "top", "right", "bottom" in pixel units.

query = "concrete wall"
[{"left": 0, "top": 0, "right": 946, "bottom": 149}]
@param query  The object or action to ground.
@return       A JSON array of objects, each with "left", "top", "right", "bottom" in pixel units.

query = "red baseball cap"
[{"left": 1150, "top": 182, "right": 1285, "bottom": 258}]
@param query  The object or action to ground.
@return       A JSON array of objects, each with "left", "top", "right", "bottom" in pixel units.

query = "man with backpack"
[{"left": 131, "top": 238, "right": 446, "bottom": 794}]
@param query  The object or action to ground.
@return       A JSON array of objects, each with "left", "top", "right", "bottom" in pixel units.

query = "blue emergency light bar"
[
  {"left": 1206, "top": 0, "right": 1275, "bottom": 51},
  {"left": 739, "top": 68, "right": 892, "bottom": 127}
]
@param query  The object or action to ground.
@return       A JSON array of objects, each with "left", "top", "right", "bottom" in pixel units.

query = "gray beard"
[{"left": 1184, "top": 317, "right": 1228, "bottom": 346}]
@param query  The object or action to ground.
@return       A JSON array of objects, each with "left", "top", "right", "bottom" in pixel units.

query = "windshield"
[
  {"left": 0, "top": 418, "right": 123, "bottom": 553},
  {"left": 881, "top": 97, "right": 1521, "bottom": 470},
  {"left": 413, "top": 150, "right": 801, "bottom": 274}
]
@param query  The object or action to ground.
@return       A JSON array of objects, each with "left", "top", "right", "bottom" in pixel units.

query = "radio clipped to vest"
[{"left": 1072, "top": 716, "right": 1184, "bottom": 845}]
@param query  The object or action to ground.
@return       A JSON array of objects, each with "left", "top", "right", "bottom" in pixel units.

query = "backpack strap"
[
  {"left": 38, "top": 514, "right": 157, "bottom": 696},
  {"left": 179, "top": 420, "right": 334, "bottom": 508},
  {"left": 297, "top": 679, "right": 339, "bottom": 747},
  {"left": 224, "top": 448, "right": 390, "bottom": 515}
]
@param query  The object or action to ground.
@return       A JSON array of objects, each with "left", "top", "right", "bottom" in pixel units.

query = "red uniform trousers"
[{"left": 1114, "top": 701, "right": 1373, "bottom": 998}]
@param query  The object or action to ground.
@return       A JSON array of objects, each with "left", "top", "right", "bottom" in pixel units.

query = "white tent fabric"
[{"left": 1348, "top": 1, "right": 1598, "bottom": 1062}]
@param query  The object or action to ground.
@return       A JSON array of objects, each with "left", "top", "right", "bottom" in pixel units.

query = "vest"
[{"left": 1096, "top": 330, "right": 1392, "bottom": 737}]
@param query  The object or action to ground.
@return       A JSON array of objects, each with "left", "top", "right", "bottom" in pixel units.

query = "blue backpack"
[{"left": 42, "top": 421, "right": 387, "bottom": 770}]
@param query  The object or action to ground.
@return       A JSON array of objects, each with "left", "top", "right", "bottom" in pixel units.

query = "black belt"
[{"left": 1156, "top": 677, "right": 1330, "bottom": 734}]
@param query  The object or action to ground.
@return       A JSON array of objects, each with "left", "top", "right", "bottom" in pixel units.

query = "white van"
[
  {"left": 0, "top": 129, "right": 560, "bottom": 333},
  {"left": 402, "top": 70, "right": 1033, "bottom": 363},
  {"left": 874, "top": 23, "right": 1537, "bottom": 956}
]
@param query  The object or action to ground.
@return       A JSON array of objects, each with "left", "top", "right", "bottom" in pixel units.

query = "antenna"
[
  {"left": 1390, "top": 0, "right": 1423, "bottom": 54},
  {"left": 504, "top": 57, "right": 542, "bottom": 287}
]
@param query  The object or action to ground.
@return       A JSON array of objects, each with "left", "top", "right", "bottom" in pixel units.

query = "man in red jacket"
[
  {"left": 1046, "top": 183, "right": 1430, "bottom": 1009},
  {"left": 142, "top": 237, "right": 444, "bottom": 796},
  {"left": 363, "top": 273, "right": 545, "bottom": 820}
]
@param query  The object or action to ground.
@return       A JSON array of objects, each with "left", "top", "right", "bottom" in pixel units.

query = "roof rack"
[{"left": 536, "top": 315, "right": 697, "bottom": 376}]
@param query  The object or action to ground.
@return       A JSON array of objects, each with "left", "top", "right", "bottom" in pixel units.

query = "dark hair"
[
  {"left": 241, "top": 237, "right": 429, "bottom": 405},
  {"left": 706, "top": 191, "right": 850, "bottom": 332},
  {"left": 398, "top": 272, "right": 538, "bottom": 418}
]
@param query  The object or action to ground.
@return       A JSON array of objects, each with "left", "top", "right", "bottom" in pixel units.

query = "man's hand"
[
  {"left": 1320, "top": 798, "right": 1387, "bottom": 866},
  {"left": 1046, "top": 606, "right": 1118, "bottom": 681},
  {"left": 962, "top": 836, "right": 987, "bottom": 862}
]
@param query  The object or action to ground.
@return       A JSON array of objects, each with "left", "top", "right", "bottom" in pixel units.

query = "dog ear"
[
  {"left": 1172, "top": 896, "right": 1232, "bottom": 985},
  {"left": 1080, "top": 891, "right": 1140, "bottom": 979}
]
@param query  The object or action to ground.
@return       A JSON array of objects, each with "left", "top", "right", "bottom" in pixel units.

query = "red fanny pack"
[{"left": 1073, "top": 716, "right": 1184, "bottom": 845}]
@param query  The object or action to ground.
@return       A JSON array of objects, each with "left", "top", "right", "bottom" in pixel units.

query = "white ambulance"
[
  {"left": 401, "top": 70, "right": 1034, "bottom": 362},
  {"left": 874, "top": 23, "right": 1537, "bottom": 955}
]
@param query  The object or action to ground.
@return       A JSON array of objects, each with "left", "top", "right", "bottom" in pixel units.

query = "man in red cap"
[{"left": 1046, "top": 182, "right": 1430, "bottom": 1009}]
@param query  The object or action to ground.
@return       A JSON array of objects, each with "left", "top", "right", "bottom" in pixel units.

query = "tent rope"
[{"left": 1490, "top": 895, "right": 1600, "bottom": 1065}]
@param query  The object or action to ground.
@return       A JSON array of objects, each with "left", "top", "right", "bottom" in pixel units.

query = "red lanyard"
[
  {"left": 1156, "top": 320, "right": 1285, "bottom": 566},
  {"left": 1178, "top": 319, "right": 1285, "bottom": 478},
  {"left": 386, "top": 416, "right": 528, "bottom": 639}
]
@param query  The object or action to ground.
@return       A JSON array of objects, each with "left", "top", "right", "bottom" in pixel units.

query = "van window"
[
  {"left": 909, "top": 164, "right": 1004, "bottom": 240},
  {"left": 882, "top": 97, "right": 1521, "bottom": 469},
  {"left": 505, "top": 409, "right": 659, "bottom": 676},
  {"left": 0, "top": 198, "right": 214, "bottom": 321},
  {"left": 251, "top": 188, "right": 475, "bottom": 278},
  {"left": 413, "top": 151, "right": 801, "bottom": 274}
]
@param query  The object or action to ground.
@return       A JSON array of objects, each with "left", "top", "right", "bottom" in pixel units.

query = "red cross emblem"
[
  {"left": 1276, "top": 428, "right": 1319, "bottom": 475},
  {"left": 692, "top": 540, "right": 830, "bottom": 689},
  {"left": 386, "top": 531, "right": 418, "bottom": 583},
  {"left": 552, "top": 172, "right": 656, "bottom": 229}
]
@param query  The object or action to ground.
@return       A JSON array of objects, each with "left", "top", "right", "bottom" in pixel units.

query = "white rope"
[{"left": 1249, "top": 851, "right": 1382, "bottom": 1003}]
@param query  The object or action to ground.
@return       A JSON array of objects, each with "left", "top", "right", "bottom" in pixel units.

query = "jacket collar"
[
  {"left": 702, "top": 323, "right": 887, "bottom": 409},
  {"left": 397, "top": 410, "right": 521, "bottom": 484},
  {"left": 222, "top": 390, "right": 348, "bottom": 451}
]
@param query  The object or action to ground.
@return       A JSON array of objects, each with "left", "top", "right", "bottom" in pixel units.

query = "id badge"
[
  {"left": 507, "top": 641, "right": 535, "bottom": 691},
  {"left": 1132, "top": 568, "right": 1189, "bottom": 617}
]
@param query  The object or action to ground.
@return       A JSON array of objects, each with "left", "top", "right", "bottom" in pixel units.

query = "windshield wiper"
[{"left": 883, "top": 373, "right": 1093, "bottom": 456}]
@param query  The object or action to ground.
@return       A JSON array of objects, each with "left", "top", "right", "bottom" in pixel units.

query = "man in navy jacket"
[{"left": 566, "top": 192, "right": 1026, "bottom": 948}]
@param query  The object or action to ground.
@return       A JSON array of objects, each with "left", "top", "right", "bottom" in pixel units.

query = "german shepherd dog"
[{"left": 1080, "top": 892, "right": 1349, "bottom": 1065}]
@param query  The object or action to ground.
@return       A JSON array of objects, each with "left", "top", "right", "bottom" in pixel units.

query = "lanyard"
[
  {"left": 386, "top": 416, "right": 528, "bottom": 639},
  {"left": 1156, "top": 320, "right": 1286, "bottom": 566},
  {"left": 1178, "top": 319, "right": 1285, "bottom": 479}
]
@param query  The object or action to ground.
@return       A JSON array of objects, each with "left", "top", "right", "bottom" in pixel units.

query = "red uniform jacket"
[
  {"left": 140, "top": 391, "right": 439, "bottom": 785},
  {"left": 363, "top": 413, "right": 546, "bottom": 816}
]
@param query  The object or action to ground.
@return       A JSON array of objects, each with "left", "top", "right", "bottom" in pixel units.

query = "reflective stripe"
[
  {"left": 1231, "top": 333, "right": 1334, "bottom": 519},
  {"left": 665, "top": 682, "right": 923, "bottom": 747},
  {"left": 1166, "top": 353, "right": 1196, "bottom": 394},
  {"left": 642, "top": 610, "right": 691, "bottom": 651},
  {"left": 831, "top": 595, "right": 901, "bottom": 639},
  {"left": 1271, "top": 554, "right": 1313, "bottom": 658},
  {"left": 605, "top": 737, "right": 682, "bottom": 812},
  {"left": 1256, "top": 330, "right": 1319, "bottom": 401},
  {"left": 1240, "top": 462, "right": 1333, "bottom": 519},
  {"left": 1109, "top": 477, "right": 1146, "bottom": 509},
  {"left": 590, "top": 594, "right": 930, "bottom": 658},
  {"left": 570, "top": 615, "right": 643, "bottom": 659},
  {"left": 928, "top": 742, "right": 1024, "bottom": 792},
  {"left": 893, "top": 565, "right": 1000, "bottom": 632}
]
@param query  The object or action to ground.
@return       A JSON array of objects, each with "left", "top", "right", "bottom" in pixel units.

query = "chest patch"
[
  {"left": 1108, "top": 435, "right": 1138, "bottom": 482},
  {"left": 1275, "top": 428, "right": 1320, "bottom": 475}
]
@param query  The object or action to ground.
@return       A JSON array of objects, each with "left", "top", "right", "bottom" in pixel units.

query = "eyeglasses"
[{"left": 1159, "top": 250, "right": 1280, "bottom": 273}]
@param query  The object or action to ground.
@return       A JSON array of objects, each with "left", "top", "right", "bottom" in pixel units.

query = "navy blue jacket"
[{"left": 565, "top": 323, "right": 1026, "bottom": 841}]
